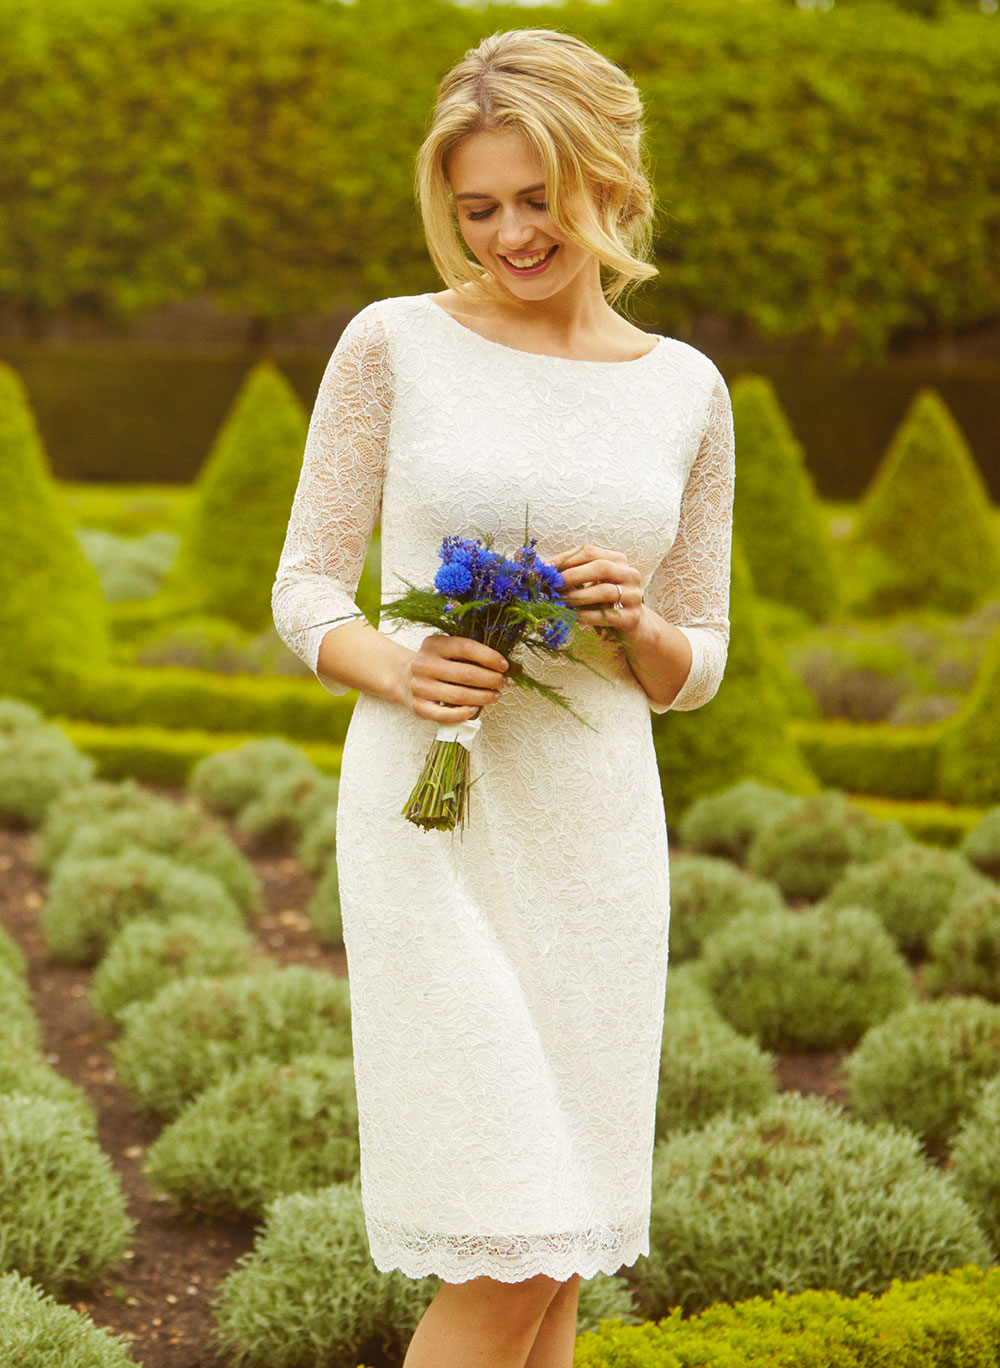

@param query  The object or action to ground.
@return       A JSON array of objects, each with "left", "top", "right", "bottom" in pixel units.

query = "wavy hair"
[{"left": 415, "top": 28, "right": 658, "bottom": 309}]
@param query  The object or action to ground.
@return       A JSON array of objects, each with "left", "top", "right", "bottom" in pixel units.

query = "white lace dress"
[{"left": 271, "top": 292, "right": 735, "bottom": 1284}]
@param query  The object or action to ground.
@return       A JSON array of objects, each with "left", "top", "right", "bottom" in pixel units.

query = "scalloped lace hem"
[{"left": 367, "top": 1221, "right": 649, "bottom": 1284}]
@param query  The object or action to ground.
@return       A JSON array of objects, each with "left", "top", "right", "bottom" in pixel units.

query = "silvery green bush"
[
  {"left": 925, "top": 888, "right": 1000, "bottom": 1001},
  {"left": 41, "top": 847, "right": 244, "bottom": 966},
  {"left": 676, "top": 780, "right": 799, "bottom": 863},
  {"left": 0, "top": 1270, "right": 139, "bottom": 1367},
  {"left": 57, "top": 800, "right": 260, "bottom": 913},
  {"left": 951, "top": 1076, "right": 1000, "bottom": 1253},
  {"left": 846, "top": 997, "right": 1000, "bottom": 1150},
  {"left": 188, "top": 738, "right": 316, "bottom": 817},
  {"left": 0, "top": 923, "right": 25, "bottom": 979},
  {"left": 113, "top": 967, "right": 352, "bottom": 1117},
  {"left": 0, "top": 721, "right": 95, "bottom": 828},
  {"left": 667, "top": 853, "right": 784, "bottom": 961},
  {"left": 960, "top": 804, "right": 1000, "bottom": 878},
  {"left": 32, "top": 777, "right": 172, "bottom": 870},
  {"left": 634, "top": 1093, "right": 991, "bottom": 1319},
  {"left": 213, "top": 1183, "right": 637, "bottom": 1368},
  {"left": 91, "top": 913, "right": 257, "bottom": 1022},
  {"left": 298, "top": 804, "right": 338, "bottom": 875},
  {"left": 147, "top": 1054, "right": 360, "bottom": 1216},
  {"left": 700, "top": 903, "right": 912, "bottom": 1050},
  {"left": 0, "top": 967, "right": 41, "bottom": 1052},
  {"left": 0, "top": 697, "right": 45, "bottom": 733},
  {"left": 0, "top": 1095, "right": 134, "bottom": 1292},
  {"left": 308, "top": 855, "right": 342, "bottom": 948},
  {"left": 237, "top": 768, "right": 339, "bottom": 853},
  {"left": 746, "top": 790, "right": 911, "bottom": 901},
  {"left": 820, "top": 844, "right": 991, "bottom": 956},
  {"left": 656, "top": 1008, "right": 775, "bottom": 1137}
]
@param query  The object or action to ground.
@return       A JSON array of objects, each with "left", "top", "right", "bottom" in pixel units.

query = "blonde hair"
[{"left": 415, "top": 28, "right": 658, "bottom": 309}]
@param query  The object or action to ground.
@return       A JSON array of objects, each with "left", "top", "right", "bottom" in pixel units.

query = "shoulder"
[
  {"left": 653, "top": 335, "right": 727, "bottom": 393},
  {"left": 329, "top": 294, "right": 428, "bottom": 363}
]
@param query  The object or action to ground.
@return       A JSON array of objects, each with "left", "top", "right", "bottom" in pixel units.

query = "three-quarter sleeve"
[
  {"left": 643, "top": 372, "right": 735, "bottom": 714},
  {"left": 271, "top": 302, "right": 393, "bottom": 696}
]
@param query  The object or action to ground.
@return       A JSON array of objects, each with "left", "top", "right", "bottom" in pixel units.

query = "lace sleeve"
[
  {"left": 644, "top": 373, "right": 735, "bottom": 714},
  {"left": 271, "top": 302, "right": 392, "bottom": 696}
]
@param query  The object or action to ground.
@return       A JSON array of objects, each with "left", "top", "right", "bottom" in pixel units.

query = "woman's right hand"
[{"left": 399, "top": 634, "right": 509, "bottom": 722}]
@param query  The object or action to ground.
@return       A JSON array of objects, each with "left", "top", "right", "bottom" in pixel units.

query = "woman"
[{"left": 271, "top": 27, "right": 735, "bottom": 1368}]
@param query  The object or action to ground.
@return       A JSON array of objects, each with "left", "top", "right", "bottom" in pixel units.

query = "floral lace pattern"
[{"left": 272, "top": 293, "right": 735, "bottom": 1283}]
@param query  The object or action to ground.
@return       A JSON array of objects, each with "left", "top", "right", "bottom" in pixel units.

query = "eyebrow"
[{"left": 453, "top": 183, "right": 546, "bottom": 201}]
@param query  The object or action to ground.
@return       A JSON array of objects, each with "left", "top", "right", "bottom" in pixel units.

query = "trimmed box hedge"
[
  {"left": 787, "top": 718, "right": 942, "bottom": 800},
  {"left": 52, "top": 717, "right": 343, "bottom": 788},
  {"left": 573, "top": 1264, "right": 1000, "bottom": 1368}
]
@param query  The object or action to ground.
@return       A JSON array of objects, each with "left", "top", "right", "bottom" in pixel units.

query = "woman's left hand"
[{"left": 551, "top": 543, "right": 645, "bottom": 638}]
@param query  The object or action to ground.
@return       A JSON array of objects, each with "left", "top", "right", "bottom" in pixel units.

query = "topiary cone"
[
  {"left": 161, "top": 361, "right": 308, "bottom": 632},
  {"left": 730, "top": 374, "right": 839, "bottom": 623},
  {"left": 850, "top": 387, "right": 1000, "bottom": 615},
  {"left": 652, "top": 534, "right": 818, "bottom": 822},
  {"left": 0, "top": 362, "right": 112, "bottom": 703}
]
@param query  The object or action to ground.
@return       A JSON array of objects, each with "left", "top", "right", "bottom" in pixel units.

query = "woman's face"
[{"left": 446, "top": 128, "right": 600, "bottom": 302}]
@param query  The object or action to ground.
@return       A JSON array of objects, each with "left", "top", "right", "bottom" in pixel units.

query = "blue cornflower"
[
  {"left": 541, "top": 618, "right": 571, "bottom": 648},
  {"left": 435, "top": 561, "right": 474, "bottom": 595}
]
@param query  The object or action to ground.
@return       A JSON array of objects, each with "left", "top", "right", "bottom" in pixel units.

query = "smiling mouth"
[{"left": 500, "top": 244, "right": 559, "bottom": 273}]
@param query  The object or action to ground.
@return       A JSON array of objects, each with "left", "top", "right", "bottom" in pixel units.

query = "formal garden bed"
[{"left": 2, "top": 721, "right": 999, "bottom": 1365}]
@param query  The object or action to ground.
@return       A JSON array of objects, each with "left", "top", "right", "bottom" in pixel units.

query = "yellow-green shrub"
[
  {"left": 573, "top": 1265, "right": 1000, "bottom": 1367},
  {"left": 849, "top": 389, "right": 1000, "bottom": 616}
]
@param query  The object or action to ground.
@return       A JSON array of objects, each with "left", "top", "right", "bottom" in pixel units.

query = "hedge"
[
  {"left": 573, "top": 1265, "right": 1000, "bottom": 1368},
  {"left": 848, "top": 388, "right": 1000, "bottom": 615},
  {"left": 729, "top": 374, "right": 839, "bottom": 623},
  {"left": 0, "top": 363, "right": 112, "bottom": 701},
  {"left": 1, "top": 0, "right": 998, "bottom": 359},
  {"left": 787, "top": 718, "right": 942, "bottom": 800},
  {"left": 53, "top": 716, "right": 344, "bottom": 788},
  {"left": 652, "top": 538, "right": 818, "bottom": 821},
  {"left": 159, "top": 362, "right": 307, "bottom": 632},
  {"left": 938, "top": 631, "right": 1000, "bottom": 806}
]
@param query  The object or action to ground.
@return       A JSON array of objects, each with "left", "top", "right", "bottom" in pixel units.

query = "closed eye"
[{"left": 466, "top": 200, "right": 548, "bottom": 221}]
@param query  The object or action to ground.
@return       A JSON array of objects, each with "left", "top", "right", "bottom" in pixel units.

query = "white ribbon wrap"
[{"left": 434, "top": 714, "right": 483, "bottom": 752}]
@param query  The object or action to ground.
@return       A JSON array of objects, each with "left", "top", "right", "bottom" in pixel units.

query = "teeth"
[{"left": 506, "top": 248, "right": 552, "bottom": 268}]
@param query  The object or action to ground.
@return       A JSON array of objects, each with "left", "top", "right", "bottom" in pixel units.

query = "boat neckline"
[{"left": 421, "top": 294, "right": 663, "bottom": 367}]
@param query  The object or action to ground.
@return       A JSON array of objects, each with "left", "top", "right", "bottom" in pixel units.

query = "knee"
[{"left": 445, "top": 1272, "right": 565, "bottom": 1323}]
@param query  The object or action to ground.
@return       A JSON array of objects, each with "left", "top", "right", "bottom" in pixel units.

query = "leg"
[
  {"left": 524, "top": 1272, "right": 581, "bottom": 1368},
  {"left": 402, "top": 1272, "right": 566, "bottom": 1368}
]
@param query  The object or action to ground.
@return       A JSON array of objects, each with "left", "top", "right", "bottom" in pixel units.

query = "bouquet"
[{"left": 309, "top": 526, "right": 608, "bottom": 833}]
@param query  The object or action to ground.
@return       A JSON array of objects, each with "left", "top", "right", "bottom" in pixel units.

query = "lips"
[{"left": 499, "top": 244, "right": 559, "bottom": 276}]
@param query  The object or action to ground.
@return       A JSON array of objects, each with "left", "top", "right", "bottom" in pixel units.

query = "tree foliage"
[{"left": 0, "top": 0, "right": 996, "bottom": 356}]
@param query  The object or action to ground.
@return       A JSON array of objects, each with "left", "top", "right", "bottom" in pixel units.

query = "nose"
[{"left": 495, "top": 206, "right": 538, "bottom": 251}]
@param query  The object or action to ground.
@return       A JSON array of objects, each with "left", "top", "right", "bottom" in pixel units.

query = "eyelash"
[{"left": 465, "top": 200, "right": 548, "bottom": 221}]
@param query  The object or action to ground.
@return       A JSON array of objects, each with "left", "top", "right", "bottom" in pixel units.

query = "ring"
[{"left": 612, "top": 583, "right": 623, "bottom": 613}]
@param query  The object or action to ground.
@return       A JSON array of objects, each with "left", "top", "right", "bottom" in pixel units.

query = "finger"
[
  {"left": 415, "top": 677, "right": 503, "bottom": 707},
  {"left": 562, "top": 582, "right": 622, "bottom": 607},
  {"left": 556, "top": 545, "right": 627, "bottom": 569},
  {"left": 430, "top": 635, "right": 509, "bottom": 672},
  {"left": 559, "top": 558, "right": 630, "bottom": 588}
]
